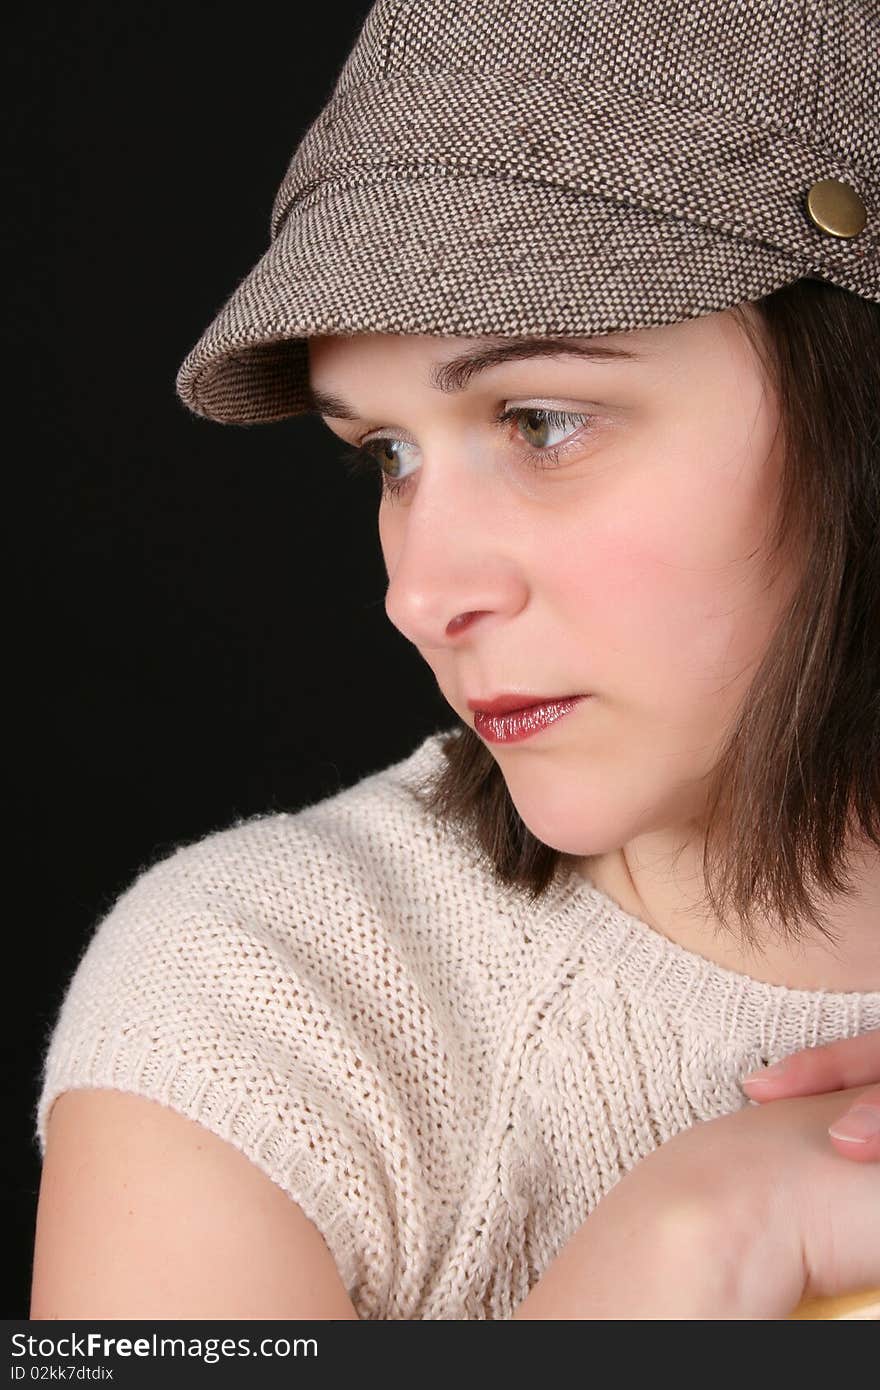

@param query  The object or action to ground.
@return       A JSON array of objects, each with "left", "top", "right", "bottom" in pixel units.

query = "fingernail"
[
  {"left": 740, "top": 1058, "right": 790, "bottom": 1088},
  {"left": 828, "top": 1106, "right": 880, "bottom": 1144}
]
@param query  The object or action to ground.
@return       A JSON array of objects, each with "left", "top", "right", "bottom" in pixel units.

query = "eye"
[
  {"left": 498, "top": 406, "right": 592, "bottom": 453},
  {"left": 340, "top": 437, "right": 418, "bottom": 497},
  {"left": 339, "top": 405, "right": 595, "bottom": 501}
]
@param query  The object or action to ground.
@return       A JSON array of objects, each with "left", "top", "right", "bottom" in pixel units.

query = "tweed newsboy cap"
[{"left": 176, "top": 0, "right": 879, "bottom": 425}]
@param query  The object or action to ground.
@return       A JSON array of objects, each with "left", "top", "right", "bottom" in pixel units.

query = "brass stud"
[{"left": 806, "top": 178, "right": 867, "bottom": 238}]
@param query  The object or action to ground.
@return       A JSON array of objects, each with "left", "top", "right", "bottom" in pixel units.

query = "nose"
[{"left": 382, "top": 459, "right": 528, "bottom": 650}]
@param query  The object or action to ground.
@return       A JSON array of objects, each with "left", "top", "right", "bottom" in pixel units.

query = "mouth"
[{"left": 468, "top": 694, "right": 589, "bottom": 745}]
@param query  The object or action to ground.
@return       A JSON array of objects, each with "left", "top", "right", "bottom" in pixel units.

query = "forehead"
[{"left": 305, "top": 310, "right": 763, "bottom": 414}]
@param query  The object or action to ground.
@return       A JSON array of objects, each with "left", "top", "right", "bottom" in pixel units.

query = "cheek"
[{"left": 559, "top": 478, "right": 780, "bottom": 716}]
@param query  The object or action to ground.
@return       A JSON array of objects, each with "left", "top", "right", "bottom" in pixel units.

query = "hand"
[
  {"left": 517, "top": 1080, "right": 879, "bottom": 1319},
  {"left": 645, "top": 1081, "right": 880, "bottom": 1316},
  {"left": 740, "top": 1029, "right": 880, "bottom": 1161}
]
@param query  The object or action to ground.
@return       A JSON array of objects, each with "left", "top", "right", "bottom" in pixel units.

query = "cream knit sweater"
[{"left": 35, "top": 731, "right": 880, "bottom": 1320}]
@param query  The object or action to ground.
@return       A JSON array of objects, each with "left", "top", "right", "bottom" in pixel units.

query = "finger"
[
  {"left": 827, "top": 1084, "right": 880, "bottom": 1163},
  {"left": 740, "top": 1029, "right": 880, "bottom": 1101}
]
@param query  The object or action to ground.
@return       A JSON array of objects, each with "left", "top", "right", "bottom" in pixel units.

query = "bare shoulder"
[{"left": 31, "top": 1088, "right": 359, "bottom": 1320}]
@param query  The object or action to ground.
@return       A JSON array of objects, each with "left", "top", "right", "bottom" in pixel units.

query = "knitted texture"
[
  {"left": 174, "top": 0, "right": 879, "bottom": 423},
  {"left": 35, "top": 732, "right": 880, "bottom": 1320}
]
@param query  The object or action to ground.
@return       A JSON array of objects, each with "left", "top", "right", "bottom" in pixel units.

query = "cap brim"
[{"left": 176, "top": 174, "right": 813, "bottom": 425}]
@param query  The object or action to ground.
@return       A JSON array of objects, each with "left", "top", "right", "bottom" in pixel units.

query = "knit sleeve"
[{"left": 33, "top": 814, "right": 421, "bottom": 1320}]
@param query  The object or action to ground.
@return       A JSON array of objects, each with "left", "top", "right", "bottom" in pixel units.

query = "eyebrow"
[{"left": 305, "top": 336, "right": 644, "bottom": 420}]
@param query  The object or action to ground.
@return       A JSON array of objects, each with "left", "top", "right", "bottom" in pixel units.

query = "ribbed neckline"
[
  {"left": 399, "top": 731, "right": 880, "bottom": 1046},
  {"left": 547, "top": 865, "right": 880, "bottom": 1046}
]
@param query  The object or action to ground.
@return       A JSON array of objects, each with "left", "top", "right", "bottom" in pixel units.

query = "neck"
[{"left": 577, "top": 836, "right": 880, "bottom": 991}]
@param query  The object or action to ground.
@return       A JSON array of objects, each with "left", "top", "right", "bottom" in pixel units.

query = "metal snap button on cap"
[{"left": 806, "top": 178, "right": 867, "bottom": 238}]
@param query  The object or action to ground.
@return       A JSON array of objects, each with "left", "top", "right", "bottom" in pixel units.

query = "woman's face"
[{"left": 308, "top": 311, "right": 794, "bottom": 859}]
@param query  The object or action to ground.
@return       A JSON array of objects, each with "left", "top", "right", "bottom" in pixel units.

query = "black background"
[{"left": 8, "top": 1, "right": 457, "bottom": 1316}]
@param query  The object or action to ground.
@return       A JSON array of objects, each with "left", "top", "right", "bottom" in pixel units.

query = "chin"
[{"left": 508, "top": 805, "right": 619, "bottom": 859}]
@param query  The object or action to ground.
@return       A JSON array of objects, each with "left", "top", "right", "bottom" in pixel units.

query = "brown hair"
[{"left": 410, "top": 279, "right": 880, "bottom": 951}]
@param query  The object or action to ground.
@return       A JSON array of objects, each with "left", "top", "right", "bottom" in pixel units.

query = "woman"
[{"left": 31, "top": 0, "right": 879, "bottom": 1319}]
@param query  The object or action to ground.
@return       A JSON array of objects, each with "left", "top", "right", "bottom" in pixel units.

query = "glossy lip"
[
  {"left": 467, "top": 693, "right": 587, "bottom": 715},
  {"left": 472, "top": 696, "right": 588, "bottom": 744}
]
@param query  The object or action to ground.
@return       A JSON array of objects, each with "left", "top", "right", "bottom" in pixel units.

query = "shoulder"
[
  {"left": 87, "top": 730, "right": 487, "bottom": 961},
  {"left": 32, "top": 730, "right": 579, "bottom": 1318},
  {"left": 35, "top": 730, "right": 525, "bottom": 1148}
]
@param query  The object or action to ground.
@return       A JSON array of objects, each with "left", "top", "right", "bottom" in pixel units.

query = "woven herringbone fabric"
[{"left": 175, "top": 0, "right": 879, "bottom": 424}]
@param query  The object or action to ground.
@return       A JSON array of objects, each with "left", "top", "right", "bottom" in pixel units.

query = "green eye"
[{"left": 511, "top": 408, "right": 588, "bottom": 449}]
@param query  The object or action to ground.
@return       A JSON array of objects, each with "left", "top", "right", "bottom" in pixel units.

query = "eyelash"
[{"left": 338, "top": 406, "right": 595, "bottom": 501}]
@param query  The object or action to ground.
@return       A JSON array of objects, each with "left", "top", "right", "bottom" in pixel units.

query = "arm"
[
  {"left": 31, "top": 1089, "right": 360, "bottom": 1320},
  {"left": 513, "top": 1082, "right": 880, "bottom": 1320},
  {"left": 33, "top": 1084, "right": 877, "bottom": 1321},
  {"left": 32, "top": 1087, "right": 758, "bottom": 1322},
  {"left": 512, "top": 1152, "right": 778, "bottom": 1319}
]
